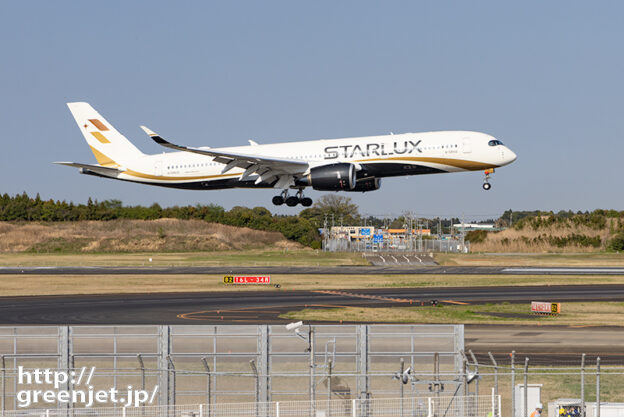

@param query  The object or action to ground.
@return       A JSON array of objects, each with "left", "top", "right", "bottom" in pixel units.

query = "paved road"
[
  {"left": 3, "top": 266, "right": 624, "bottom": 275},
  {"left": 2, "top": 285, "right": 624, "bottom": 358},
  {"left": 466, "top": 324, "right": 624, "bottom": 364},
  {"left": 3, "top": 284, "right": 624, "bottom": 325}
]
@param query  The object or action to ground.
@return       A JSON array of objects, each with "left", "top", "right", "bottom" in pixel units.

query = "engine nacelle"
[
  {"left": 296, "top": 163, "right": 356, "bottom": 191},
  {"left": 346, "top": 177, "right": 381, "bottom": 192}
]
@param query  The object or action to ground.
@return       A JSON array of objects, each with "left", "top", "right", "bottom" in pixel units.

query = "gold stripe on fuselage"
[
  {"left": 355, "top": 156, "right": 497, "bottom": 171},
  {"left": 125, "top": 169, "right": 241, "bottom": 182}
]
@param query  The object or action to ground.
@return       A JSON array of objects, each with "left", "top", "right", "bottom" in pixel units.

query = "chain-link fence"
[
  {"left": 322, "top": 238, "right": 469, "bottom": 253},
  {"left": 463, "top": 351, "right": 624, "bottom": 417},
  {"left": 0, "top": 325, "right": 464, "bottom": 411},
  {"left": 0, "top": 394, "right": 501, "bottom": 417}
]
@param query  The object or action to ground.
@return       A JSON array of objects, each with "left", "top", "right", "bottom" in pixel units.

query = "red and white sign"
[
  {"left": 224, "top": 276, "right": 271, "bottom": 284},
  {"left": 531, "top": 301, "right": 561, "bottom": 314}
]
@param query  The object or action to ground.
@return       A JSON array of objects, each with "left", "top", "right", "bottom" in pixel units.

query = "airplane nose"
[{"left": 506, "top": 148, "right": 517, "bottom": 164}]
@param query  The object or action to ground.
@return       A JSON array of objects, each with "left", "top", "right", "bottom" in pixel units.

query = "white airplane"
[{"left": 57, "top": 102, "right": 517, "bottom": 207}]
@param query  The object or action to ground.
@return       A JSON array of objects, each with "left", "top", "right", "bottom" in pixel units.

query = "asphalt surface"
[
  {"left": 1, "top": 282, "right": 624, "bottom": 358},
  {"left": 3, "top": 266, "right": 624, "bottom": 275},
  {"left": 3, "top": 284, "right": 624, "bottom": 325}
]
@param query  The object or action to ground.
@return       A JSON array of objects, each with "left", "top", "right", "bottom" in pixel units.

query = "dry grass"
[
  {"left": 0, "top": 219, "right": 299, "bottom": 253},
  {"left": 470, "top": 223, "right": 612, "bottom": 253},
  {"left": 2, "top": 273, "right": 624, "bottom": 297},
  {"left": 0, "top": 249, "right": 367, "bottom": 267},
  {"left": 436, "top": 252, "right": 624, "bottom": 266},
  {"left": 281, "top": 302, "right": 624, "bottom": 326}
]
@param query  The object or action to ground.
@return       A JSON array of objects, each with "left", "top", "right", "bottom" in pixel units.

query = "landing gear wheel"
[
  {"left": 301, "top": 197, "right": 313, "bottom": 207},
  {"left": 272, "top": 196, "right": 284, "bottom": 205},
  {"left": 285, "top": 196, "right": 300, "bottom": 207},
  {"left": 482, "top": 168, "right": 494, "bottom": 191}
]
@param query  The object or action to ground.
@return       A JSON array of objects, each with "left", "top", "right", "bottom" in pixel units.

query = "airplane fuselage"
[
  {"left": 98, "top": 131, "right": 515, "bottom": 190},
  {"left": 59, "top": 102, "right": 517, "bottom": 206}
]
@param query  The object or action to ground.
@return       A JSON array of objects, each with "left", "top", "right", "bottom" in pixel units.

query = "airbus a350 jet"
[{"left": 57, "top": 102, "right": 517, "bottom": 207}]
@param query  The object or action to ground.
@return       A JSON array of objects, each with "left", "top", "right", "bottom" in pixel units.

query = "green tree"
[{"left": 312, "top": 195, "right": 360, "bottom": 225}]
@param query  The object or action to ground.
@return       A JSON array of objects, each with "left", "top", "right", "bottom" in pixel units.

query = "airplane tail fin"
[{"left": 66, "top": 102, "right": 145, "bottom": 168}]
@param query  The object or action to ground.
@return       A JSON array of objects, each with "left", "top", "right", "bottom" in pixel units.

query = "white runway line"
[{"left": 503, "top": 268, "right": 624, "bottom": 273}]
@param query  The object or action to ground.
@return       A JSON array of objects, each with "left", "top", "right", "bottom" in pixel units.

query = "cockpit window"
[{"left": 488, "top": 140, "right": 504, "bottom": 146}]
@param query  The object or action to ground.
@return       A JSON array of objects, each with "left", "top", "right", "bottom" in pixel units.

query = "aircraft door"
[
  {"left": 462, "top": 138, "right": 472, "bottom": 153},
  {"left": 155, "top": 161, "right": 163, "bottom": 176}
]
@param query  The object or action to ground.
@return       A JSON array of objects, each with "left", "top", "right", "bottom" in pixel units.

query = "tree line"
[{"left": 0, "top": 192, "right": 321, "bottom": 247}]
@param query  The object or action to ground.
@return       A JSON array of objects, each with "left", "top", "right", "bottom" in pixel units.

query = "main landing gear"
[
  {"left": 272, "top": 189, "right": 313, "bottom": 207},
  {"left": 482, "top": 168, "right": 494, "bottom": 190}
]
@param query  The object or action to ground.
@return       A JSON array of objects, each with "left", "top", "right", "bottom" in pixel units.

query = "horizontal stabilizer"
[{"left": 54, "top": 162, "right": 124, "bottom": 175}]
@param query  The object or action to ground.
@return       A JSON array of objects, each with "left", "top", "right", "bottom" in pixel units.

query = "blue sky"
[{"left": 1, "top": 1, "right": 623, "bottom": 220}]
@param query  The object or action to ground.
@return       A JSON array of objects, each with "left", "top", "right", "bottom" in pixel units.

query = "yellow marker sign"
[{"left": 224, "top": 276, "right": 271, "bottom": 284}]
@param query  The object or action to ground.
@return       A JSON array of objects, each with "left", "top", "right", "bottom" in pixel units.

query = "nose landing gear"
[
  {"left": 272, "top": 189, "right": 313, "bottom": 207},
  {"left": 482, "top": 168, "right": 495, "bottom": 191}
]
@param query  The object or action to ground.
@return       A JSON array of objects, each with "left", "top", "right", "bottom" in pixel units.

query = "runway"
[
  {"left": 3, "top": 284, "right": 624, "bottom": 325},
  {"left": 1, "top": 284, "right": 623, "bottom": 358},
  {"left": 3, "top": 266, "right": 624, "bottom": 275}
]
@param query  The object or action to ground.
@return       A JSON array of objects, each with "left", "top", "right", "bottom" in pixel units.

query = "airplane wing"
[
  {"left": 54, "top": 162, "right": 125, "bottom": 175},
  {"left": 141, "top": 126, "right": 309, "bottom": 187}
]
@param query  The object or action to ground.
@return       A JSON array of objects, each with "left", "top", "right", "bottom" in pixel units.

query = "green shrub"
[
  {"left": 465, "top": 230, "right": 488, "bottom": 243},
  {"left": 607, "top": 234, "right": 624, "bottom": 252}
]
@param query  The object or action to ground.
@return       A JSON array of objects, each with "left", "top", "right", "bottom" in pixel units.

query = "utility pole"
[{"left": 460, "top": 214, "right": 466, "bottom": 252}]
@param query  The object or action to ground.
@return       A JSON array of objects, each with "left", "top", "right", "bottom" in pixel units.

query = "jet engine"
[
  {"left": 296, "top": 163, "right": 356, "bottom": 191},
  {"left": 346, "top": 177, "right": 381, "bottom": 192}
]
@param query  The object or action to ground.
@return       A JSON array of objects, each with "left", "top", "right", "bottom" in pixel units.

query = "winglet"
[
  {"left": 140, "top": 125, "right": 157, "bottom": 136},
  {"left": 140, "top": 125, "right": 169, "bottom": 145}
]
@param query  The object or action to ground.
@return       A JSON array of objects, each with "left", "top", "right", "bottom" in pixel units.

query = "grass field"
[
  {"left": 0, "top": 249, "right": 369, "bottom": 267},
  {"left": 280, "top": 301, "right": 624, "bottom": 326},
  {"left": 435, "top": 252, "right": 624, "bottom": 266},
  {"left": 4, "top": 251, "right": 624, "bottom": 268},
  {"left": 2, "top": 273, "right": 624, "bottom": 296}
]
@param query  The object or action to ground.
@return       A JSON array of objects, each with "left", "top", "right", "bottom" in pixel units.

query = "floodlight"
[
  {"left": 286, "top": 321, "right": 303, "bottom": 331},
  {"left": 466, "top": 371, "right": 480, "bottom": 384}
]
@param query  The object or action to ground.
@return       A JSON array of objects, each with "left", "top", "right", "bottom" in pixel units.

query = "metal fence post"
[
  {"left": 596, "top": 357, "right": 601, "bottom": 417},
  {"left": 524, "top": 358, "right": 529, "bottom": 417},
  {"left": 328, "top": 358, "right": 333, "bottom": 417},
  {"left": 399, "top": 358, "right": 404, "bottom": 417},
  {"left": 357, "top": 325, "right": 369, "bottom": 399},
  {"left": 581, "top": 353, "right": 585, "bottom": 417},
  {"left": 201, "top": 357, "right": 211, "bottom": 417},
  {"left": 250, "top": 360, "right": 259, "bottom": 417},
  {"left": 58, "top": 326, "right": 71, "bottom": 417},
  {"left": 167, "top": 355, "right": 176, "bottom": 409},
  {"left": 258, "top": 325, "right": 270, "bottom": 403},
  {"left": 1, "top": 355, "right": 4, "bottom": 414},
  {"left": 454, "top": 326, "right": 465, "bottom": 382},
  {"left": 511, "top": 351, "right": 516, "bottom": 417},
  {"left": 462, "top": 357, "right": 468, "bottom": 397},
  {"left": 469, "top": 350, "right": 479, "bottom": 396},
  {"left": 137, "top": 354, "right": 146, "bottom": 417},
  {"left": 310, "top": 325, "right": 316, "bottom": 417},
  {"left": 488, "top": 352, "right": 498, "bottom": 401},
  {"left": 428, "top": 397, "right": 433, "bottom": 417},
  {"left": 158, "top": 325, "right": 171, "bottom": 407}
]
